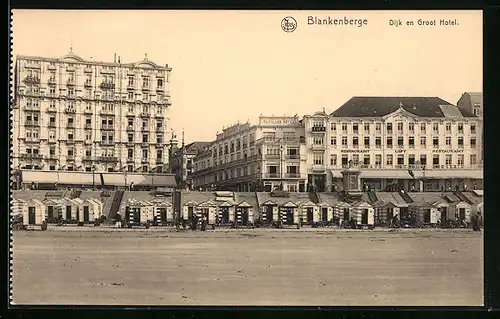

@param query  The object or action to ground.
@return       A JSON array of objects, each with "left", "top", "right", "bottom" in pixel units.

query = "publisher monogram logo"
[{"left": 281, "top": 16, "right": 297, "bottom": 32}]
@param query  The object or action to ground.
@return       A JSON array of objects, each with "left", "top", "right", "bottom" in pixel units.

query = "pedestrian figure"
[
  {"left": 182, "top": 219, "right": 187, "bottom": 230},
  {"left": 464, "top": 184, "right": 468, "bottom": 191},
  {"left": 201, "top": 215, "right": 207, "bottom": 231}
]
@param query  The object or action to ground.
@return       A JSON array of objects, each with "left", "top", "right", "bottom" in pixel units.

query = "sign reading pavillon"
[{"left": 259, "top": 116, "right": 299, "bottom": 126}]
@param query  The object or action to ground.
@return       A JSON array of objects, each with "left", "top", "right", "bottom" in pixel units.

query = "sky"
[{"left": 11, "top": 10, "right": 482, "bottom": 143}]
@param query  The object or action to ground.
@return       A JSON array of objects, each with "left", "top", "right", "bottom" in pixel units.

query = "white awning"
[
  {"left": 473, "top": 190, "right": 484, "bottom": 196},
  {"left": 413, "top": 170, "right": 483, "bottom": 180},
  {"left": 22, "top": 171, "right": 94, "bottom": 184},
  {"left": 330, "top": 170, "right": 343, "bottom": 178},
  {"left": 359, "top": 170, "right": 411, "bottom": 179}
]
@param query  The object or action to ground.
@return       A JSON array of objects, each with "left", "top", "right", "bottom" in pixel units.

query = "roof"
[
  {"left": 331, "top": 96, "right": 475, "bottom": 118},
  {"left": 184, "top": 142, "right": 212, "bottom": 155}
]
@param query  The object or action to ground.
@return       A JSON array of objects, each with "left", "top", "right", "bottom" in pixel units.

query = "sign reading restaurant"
[
  {"left": 432, "top": 149, "right": 465, "bottom": 153},
  {"left": 341, "top": 149, "right": 370, "bottom": 153}
]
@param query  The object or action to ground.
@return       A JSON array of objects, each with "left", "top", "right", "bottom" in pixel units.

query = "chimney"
[
  {"left": 118, "top": 56, "right": 121, "bottom": 64},
  {"left": 114, "top": 53, "right": 116, "bottom": 63}
]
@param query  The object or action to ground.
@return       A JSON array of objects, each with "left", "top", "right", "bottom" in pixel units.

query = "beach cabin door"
[
  {"left": 83, "top": 206, "right": 90, "bottom": 222},
  {"left": 187, "top": 206, "right": 194, "bottom": 220},
  {"left": 424, "top": 209, "right": 431, "bottom": 223},
  {"left": 160, "top": 208, "right": 167, "bottom": 222},
  {"left": 76, "top": 207, "right": 80, "bottom": 221},
  {"left": 361, "top": 209, "right": 369, "bottom": 224},
  {"left": 66, "top": 206, "right": 72, "bottom": 220},
  {"left": 133, "top": 208, "right": 141, "bottom": 223},
  {"left": 343, "top": 208, "right": 350, "bottom": 221},
  {"left": 306, "top": 207, "right": 314, "bottom": 223},
  {"left": 47, "top": 206, "right": 54, "bottom": 219},
  {"left": 28, "top": 206, "right": 36, "bottom": 225},
  {"left": 459, "top": 208, "right": 466, "bottom": 220},
  {"left": 241, "top": 208, "right": 249, "bottom": 225},
  {"left": 440, "top": 208, "right": 447, "bottom": 221},
  {"left": 321, "top": 207, "right": 328, "bottom": 221}
]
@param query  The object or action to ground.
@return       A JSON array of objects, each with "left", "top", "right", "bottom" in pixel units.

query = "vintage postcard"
[{"left": 10, "top": 10, "right": 483, "bottom": 306}]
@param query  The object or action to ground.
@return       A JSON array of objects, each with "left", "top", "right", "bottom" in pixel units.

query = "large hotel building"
[
  {"left": 191, "top": 116, "right": 308, "bottom": 192},
  {"left": 193, "top": 95, "right": 483, "bottom": 192},
  {"left": 12, "top": 50, "right": 172, "bottom": 174}
]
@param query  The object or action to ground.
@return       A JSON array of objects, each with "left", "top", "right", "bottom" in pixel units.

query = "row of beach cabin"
[{"left": 12, "top": 191, "right": 484, "bottom": 229}]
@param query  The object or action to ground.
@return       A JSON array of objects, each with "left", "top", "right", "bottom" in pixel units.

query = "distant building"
[
  {"left": 302, "top": 96, "right": 483, "bottom": 192},
  {"left": 191, "top": 116, "right": 307, "bottom": 192},
  {"left": 12, "top": 50, "right": 172, "bottom": 174},
  {"left": 168, "top": 137, "right": 212, "bottom": 190},
  {"left": 457, "top": 92, "right": 483, "bottom": 164}
]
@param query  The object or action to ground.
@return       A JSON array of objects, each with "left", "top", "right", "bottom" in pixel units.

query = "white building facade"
[
  {"left": 12, "top": 50, "right": 172, "bottom": 174},
  {"left": 192, "top": 116, "right": 307, "bottom": 192},
  {"left": 303, "top": 97, "right": 483, "bottom": 192}
]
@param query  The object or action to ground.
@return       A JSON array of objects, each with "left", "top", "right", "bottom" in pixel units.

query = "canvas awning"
[
  {"left": 330, "top": 170, "right": 343, "bottom": 178},
  {"left": 472, "top": 190, "right": 484, "bottom": 196},
  {"left": 359, "top": 170, "right": 411, "bottom": 179},
  {"left": 412, "top": 170, "right": 483, "bottom": 180}
]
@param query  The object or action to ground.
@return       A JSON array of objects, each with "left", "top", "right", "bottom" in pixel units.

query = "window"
[
  {"left": 445, "top": 154, "right": 452, "bottom": 165},
  {"left": 330, "top": 154, "right": 337, "bottom": 166},
  {"left": 458, "top": 123, "right": 464, "bottom": 133},
  {"left": 433, "top": 137, "right": 439, "bottom": 148},
  {"left": 157, "top": 78, "right": 163, "bottom": 89},
  {"left": 128, "top": 105, "right": 134, "bottom": 113},
  {"left": 128, "top": 92, "right": 134, "bottom": 100},
  {"left": 142, "top": 134, "right": 149, "bottom": 143},
  {"left": 408, "top": 123, "right": 414, "bottom": 132},
  {"left": 397, "top": 122, "right": 403, "bottom": 132},
  {"left": 445, "top": 137, "right": 451, "bottom": 146},
  {"left": 142, "top": 149, "right": 148, "bottom": 159},
  {"left": 330, "top": 137, "right": 336, "bottom": 146},
  {"left": 386, "top": 136, "right": 393, "bottom": 148},
  {"left": 446, "top": 122, "right": 451, "bottom": 132},
  {"left": 375, "top": 137, "right": 381, "bottom": 148},
  {"left": 352, "top": 154, "right": 359, "bottom": 164},
  {"left": 49, "top": 116, "right": 56, "bottom": 126},
  {"left": 68, "top": 89, "right": 75, "bottom": 97},
  {"left": 142, "top": 76, "right": 149, "bottom": 88},
  {"left": 142, "top": 120, "right": 148, "bottom": 128},
  {"left": 49, "top": 147, "right": 56, "bottom": 156},
  {"left": 471, "top": 124, "right": 476, "bottom": 134},
  {"left": 386, "top": 154, "right": 393, "bottom": 166},
  {"left": 68, "top": 149, "right": 74, "bottom": 157},
  {"left": 408, "top": 154, "right": 415, "bottom": 165},
  {"left": 341, "top": 123, "right": 347, "bottom": 132},
  {"left": 433, "top": 154, "right": 440, "bottom": 166},
  {"left": 470, "top": 154, "right": 477, "bottom": 165},
  {"left": 408, "top": 136, "right": 414, "bottom": 148},
  {"left": 364, "top": 137, "right": 370, "bottom": 148},
  {"left": 470, "top": 137, "right": 476, "bottom": 148},
  {"left": 331, "top": 123, "right": 336, "bottom": 131},
  {"left": 420, "top": 123, "right": 426, "bottom": 133},
  {"left": 341, "top": 154, "right": 348, "bottom": 165},
  {"left": 313, "top": 137, "right": 323, "bottom": 145},
  {"left": 364, "top": 123, "right": 370, "bottom": 133},
  {"left": 375, "top": 123, "right": 381, "bottom": 132},
  {"left": 458, "top": 137, "right": 464, "bottom": 148},
  {"left": 363, "top": 154, "right": 370, "bottom": 165},
  {"left": 397, "top": 154, "right": 404, "bottom": 166},
  {"left": 49, "top": 88, "right": 56, "bottom": 96},
  {"left": 157, "top": 150, "right": 163, "bottom": 159},
  {"left": 420, "top": 136, "right": 426, "bottom": 146},
  {"left": 433, "top": 123, "right": 439, "bottom": 133},
  {"left": 313, "top": 154, "right": 323, "bottom": 165},
  {"left": 352, "top": 123, "right": 358, "bottom": 134},
  {"left": 156, "top": 134, "right": 162, "bottom": 143},
  {"left": 128, "top": 76, "right": 134, "bottom": 87},
  {"left": 85, "top": 131, "right": 92, "bottom": 141},
  {"left": 397, "top": 136, "right": 404, "bottom": 147},
  {"left": 352, "top": 136, "right": 358, "bottom": 147},
  {"left": 473, "top": 107, "right": 480, "bottom": 116},
  {"left": 375, "top": 154, "right": 381, "bottom": 166},
  {"left": 128, "top": 149, "right": 133, "bottom": 159},
  {"left": 67, "top": 133, "right": 74, "bottom": 141},
  {"left": 420, "top": 154, "right": 427, "bottom": 166},
  {"left": 341, "top": 136, "right": 347, "bottom": 146},
  {"left": 386, "top": 123, "right": 393, "bottom": 133}
]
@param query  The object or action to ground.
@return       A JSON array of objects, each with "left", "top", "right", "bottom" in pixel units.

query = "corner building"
[
  {"left": 191, "top": 116, "right": 307, "bottom": 192},
  {"left": 12, "top": 51, "right": 172, "bottom": 174},
  {"left": 303, "top": 97, "right": 483, "bottom": 192}
]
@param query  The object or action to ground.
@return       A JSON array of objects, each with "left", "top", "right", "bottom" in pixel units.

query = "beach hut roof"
[
  {"left": 262, "top": 200, "right": 278, "bottom": 206},
  {"left": 431, "top": 200, "right": 449, "bottom": 207},
  {"left": 218, "top": 201, "right": 234, "bottom": 208},
  {"left": 298, "top": 200, "right": 316, "bottom": 207},
  {"left": 410, "top": 201, "right": 434, "bottom": 208},
  {"left": 237, "top": 201, "right": 252, "bottom": 208},
  {"left": 198, "top": 199, "right": 217, "bottom": 207},
  {"left": 183, "top": 200, "right": 198, "bottom": 207},
  {"left": 282, "top": 201, "right": 298, "bottom": 208},
  {"left": 335, "top": 201, "right": 352, "bottom": 208},
  {"left": 351, "top": 200, "right": 372, "bottom": 208}
]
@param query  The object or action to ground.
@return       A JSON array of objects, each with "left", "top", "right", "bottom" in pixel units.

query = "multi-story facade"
[
  {"left": 191, "top": 116, "right": 307, "bottom": 192},
  {"left": 168, "top": 138, "right": 212, "bottom": 189},
  {"left": 303, "top": 97, "right": 483, "bottom": 192},
  {"left": 12, "top": 50, "right": 172, "bottom": 174},
  {"left": 457, "top": 92, "right": 483, "bottom": 164}
]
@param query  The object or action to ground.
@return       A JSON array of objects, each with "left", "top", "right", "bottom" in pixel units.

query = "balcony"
[
  {"left": 126, "top": 141, "right": 135, "bottom": 147},
  {"left": 155, "top": 126, "right": 164, "bottom": 132},
  {"left": 67, "top": 79, "right": 76, "bottom": 86},
  {"left": 311, "top": 144, "right": 326, "bottom": 150},
  {"left": 127, "top": 157, "right": 135, "bottom": 163},
  {"left": 286, "top": 154, "right": 300, "bottom": 160},
  {"left": 67, "top": 154, "right": 75, "bottom": 161},
  {"left": 141, "top": 127, "right": 149, "bottom": 133},
  {"left": 285, "top": 173, "right": 301, "bottom": 178},
  {"left": 142, "top": 142, "right": 150, "bottom": 148},
  {"left": 48, "top": 139, "right": 57, "bottom": 144},
  {"left": 100, "top": 140, "right": 114, "bottom": 146},
  {"left": 99, "top": 109, "right": 115, "bottom": 116},
  {"left": 20, "top": 153, "right": 43, "bottom": 160},
  {"left": 24, "top": 121, "right": 40, "bottom": 127},
  {"left": 256, "top": 137, "right": 305, "bottom": 145},
  {"left": 84, "top": 140, "right": 93, "bottom": 145},
  {"left": 48, "top": 122, "right": 56, "bottom": 128},
  {"left": 47, "top": 107, "right": 57, "bottom": 113},
  {"left": 156, "top": 141, "right": 164, "bottom": 146},
  {"left": 141, "top": 158, "right": 149, "bottom": 164},
  {"left": 46, "top": 155, "right": 58, "bottom": 161},
  {"left": 127, "top": 83, "right": 135, "bottom": 90},
  {"left": 84, "top": 80, "right": 92, "bottom": 87},
  {"left": 24, "top": 137, "right": 40, "bottom": 143},
  {"left": 82, "top": 156, "right": 93, "bottom": 162},
  {"left": 83, "top": 108, "right": 93, "bottom": 115},
  {"left": 126, "top": 111, "right": 136, "bottom": 117},
  {"left": 312, "top": 164, "right": 325, "bottom": 172},
  {"left": 84, "top": 123, "right": 92, "bottom": 129},
  {"left": 99, "top": 82, "right": 115, "bottom": 90},
  {"left": 23, "top": 76, "right": 40, "bottom": 85},
  {"left": 156, "top": 159, "right": 164, "bottom": 165},
  {"left": 311, "top": 126, "right": 326, "bottom": 132},
  {"left": 98, "top": 156, "right": 118, "bottom": 162},
  {"left": 66, "top": 139, "right": 75, "bottom": 145},
  {"left": 48, "top": 65, "right": 57, "bottom": 71},
  {"left": 155, "top": 113, "right": 164, "bottom": 118},
  {"left": 127, "top": 126, "right": 135, "bottom": 132},
  {"left": 265, "top": 154, "right": 280, "bottom": 160},
  {"left": 101, "top": 124, "right": 114, "bottom": 130},
  {"left": 142, "top": 85, "right": 150, "bottom": 91},
  {"left": 139, "top": 112, "right": 151, "bottom": 118},
  {"left": 84, "top": 67, "right": 93, "bottom": 73},
  {"left": 66, "top": 123, "right": 75, "bottom": 129},
  {"left": 265, "top": 173, "right": 280, "bottom": 178},
  {"left": 64, "top": 108, "right": 76, "bottom": 114}
]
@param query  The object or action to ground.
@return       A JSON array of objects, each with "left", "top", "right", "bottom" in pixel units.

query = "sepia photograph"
[{"left": 10, "top": 10, "right": 483, "bottom": 306}]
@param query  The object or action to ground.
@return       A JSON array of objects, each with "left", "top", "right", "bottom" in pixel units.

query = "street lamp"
[{"left": 280, "top": 142, "right": 284, "bottom": 191}]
